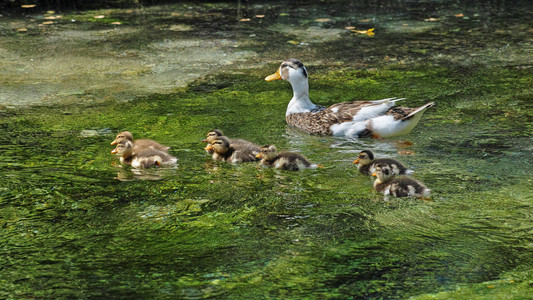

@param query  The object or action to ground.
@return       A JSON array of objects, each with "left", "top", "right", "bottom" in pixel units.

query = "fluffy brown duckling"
[
  {"left": 353, "top": 150, "right": 411, "bottom": 176},
  {"left": 256, "top": 145, "right": 318, "bottom": 171},
  {"left": 112, "top": 140, "right": 177, "bottom": 168},
  {"left": 111, "top": 131, "right": 170, "bottom": 152},
  {"left": 204, "top": 136, "right": 259, "bottom": 163},
  {"left": 202, "top": 129, "right": 260, "bottom": 155},
  {"left": 372, "top": 163, "right": 430, "bottom": 200}
]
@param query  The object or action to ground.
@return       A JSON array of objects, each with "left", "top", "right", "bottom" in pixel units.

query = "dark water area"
[{"left": 1, "top": 0, "right": 532, "bottom": 299}]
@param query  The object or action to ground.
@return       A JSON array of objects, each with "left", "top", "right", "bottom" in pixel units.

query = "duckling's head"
[
  {"left": 111, "top": 131, "right": 133, "bottom": 145},
  {"left": 265, "top": 58, "right": 308, "bottom": 84},
  {"left": 205, "top": 136, "right": 231, "bottom": 154},
  {"left": 353, "top": 150, "right": 374, "bottom": 165},
  {"left": 256, "top": 145, "right": 278, "bottom": 160},
  {"left": 111, "top": 140, "right": 134, "bottom": 158},
  {"left": 372, "top": 163, "right": 394, "bottom": 181},
  {"left": 202, "top": 129, "right": 224, "bottom": 143}
]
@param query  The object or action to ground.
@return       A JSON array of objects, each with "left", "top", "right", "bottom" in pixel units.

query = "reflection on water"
[{"left": 1, "top": 0, "right": 532, "bottom": 299}]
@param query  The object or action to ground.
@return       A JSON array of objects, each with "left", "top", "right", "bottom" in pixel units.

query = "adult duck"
[{"left": 265, "top": 59, "right": 434, "bottom": 138}]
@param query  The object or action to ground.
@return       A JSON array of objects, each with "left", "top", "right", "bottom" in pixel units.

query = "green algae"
[
  {"left": 1, "top": 0, "right": 533, "bottom": 299},
  {"left": 1, "top": 61, "right": 532, "bottom": 298}
]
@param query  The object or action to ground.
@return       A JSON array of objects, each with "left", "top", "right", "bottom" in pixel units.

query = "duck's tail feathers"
[{"left": 401, "top": 102, "right": 435, "bottom": 121}]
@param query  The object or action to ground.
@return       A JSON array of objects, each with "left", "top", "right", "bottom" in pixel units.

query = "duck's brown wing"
[
  {"left": 326, "top": 100, "right": 379, "bottom": 121},
  {"left": 286, "top": 101, "right": 375, "bottom": 135}
]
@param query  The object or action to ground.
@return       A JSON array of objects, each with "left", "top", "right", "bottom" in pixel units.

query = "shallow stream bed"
[{"left": 1, "top": 0, "right": 532, "bottom": 298}]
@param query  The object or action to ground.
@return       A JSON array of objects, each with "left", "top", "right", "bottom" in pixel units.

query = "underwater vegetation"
[{"left": 1, "top": 0, "right": 532, "bottom": 298}]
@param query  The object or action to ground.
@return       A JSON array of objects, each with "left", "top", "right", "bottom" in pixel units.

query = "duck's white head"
[
  {"left": 265, "top": 58, "right": 308, "bottom": 84},
  {"left": 266, "top": 59, "right": 316, "bottom": 115}
]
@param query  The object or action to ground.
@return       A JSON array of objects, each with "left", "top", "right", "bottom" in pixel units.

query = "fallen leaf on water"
[
  {"left": 359, "top": 19, "right": 370, "bottom": 22},
  {"left": 345, "top": 26, "right": 355, "bottom": 30},
  {"left": 21, "top": 4, "right": 37, "bottom": 8},
  {"left": 425, "top": 18, "right": 440, "bottom": 22},
  {"left": 255, "top": 15, "right": 265, "bottom": 18},
  {"left": 44, "top": 16, "right": 56, "bottom": 20},
  {"left": 314, "top": 18, "right": 331, "bottom": 22},
  {"left": 351, "top": 28, "right": 375, "bottom": 36},
  {"left": 17, "top": 28, "right": 28, "bottom": 32},
  {"left": 288, "top": 40, "right": 300, "bottom": 45},
  {"left": 170, "top": 12, "right": 180, "bottom": 17},
  {"left": 487, "top": 285, "right": 494, "bottom": 288},
  {"left": 47, "top": 10, "right": 55, "bottom": 14},
  {"left": 454, "top": 13, "right": 464, "bottom": 17},
  {"left": 398, "top": 150, "right": 415, "bottom": 156},
  {"left": 111, "top": 22, "right": 121, "bottom": 25},
  {"left": 94, "top": 15, "right": 105, "bottom": 19},
  {"left": 239, "top": 18, "right": 251, "bottom": 22},
  {"left": 41, "top": 21, "right": 54, "bottom": 25}
]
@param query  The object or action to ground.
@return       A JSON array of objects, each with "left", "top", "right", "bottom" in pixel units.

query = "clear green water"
[{"left": 1, "top": 1, "right": 532, "bottom": 299}]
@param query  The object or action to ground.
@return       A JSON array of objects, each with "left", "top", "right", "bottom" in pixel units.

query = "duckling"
[
  {"left": 111, "top": 140, "right": 177, "bottom": 168},
  {"left": 256, "top": 145, "right": 318, "bottom": 171},
  {"left": 204, "top": 136, "right": 259, "bottom": 163},
  {"left": 265, "top": 58, "right": 434, "bottom": 138},
  {"left": 353, "top": 150, "right": 411, "bottom": 175},
  {"left": 111, "top": 131, "right": 170, "bottom": 152},
  {"left": 372, "top": 163, "right": 430, "bottom": 199},
  {"left": 201, "top": 129, "right": 260, "bottom": 155}
]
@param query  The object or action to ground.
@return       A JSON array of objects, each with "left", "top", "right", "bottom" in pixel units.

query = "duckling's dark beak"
[
  {"left": 353, "top": 158, "right": 360, "bottom": 164},
  {"left": 265, "top": 69, "right": 281, "bottom": 81},
  {"left": 255, "top": 153, "right": 262, "bottom": 158}
]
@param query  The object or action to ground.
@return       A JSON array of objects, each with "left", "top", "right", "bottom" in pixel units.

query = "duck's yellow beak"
[
  {"left": 265, "top": 69, "right": 281, "bottom": 81},
  {"left": 353, "top": 158, "right": 360, "bottom": 164},
  {"left": 205, "top": 144, "right": 213, "bottom": 151},
  {"left": 255, "top": 153, "right": 262, "bottom": 158},
  {"left": 111, "top": 148, "right": 118, "bottom": 154},
  {"left": 371, "top": 172, "right": 376, "bottom": 177}
]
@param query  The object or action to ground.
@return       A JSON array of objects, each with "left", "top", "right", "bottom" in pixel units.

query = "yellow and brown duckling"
[
  {"left": 111, "top": 131, "right": 170, "bottom": 152},
  {"left": 204, "top": 136, "right": 259, "bottom": 164},
  {"left": 111, "top": 140, "right": 177, "bottom": 168},
  {"left": 265, "top": 58, "right": 434, "bottom": 138},
  {"left": 372, "top": 163, "right": 430, "bottom": 200},
  {"left": 353, "top": 150, "right": 411, "bottom": 176},
  {"left": 256, "top": 145, "right": 318, "bottom": 171},
  {"left": 201, "top": 129, "right": 260, "bottom": 156}
]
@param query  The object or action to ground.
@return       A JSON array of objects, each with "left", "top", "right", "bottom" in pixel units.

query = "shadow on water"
[{"left": 1, "top": 0, "right": 532, "bottom": 299}]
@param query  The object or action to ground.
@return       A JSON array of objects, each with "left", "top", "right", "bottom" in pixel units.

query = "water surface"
[{"left": 1, "top": 0, "right": 532, "bottom": 299}]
